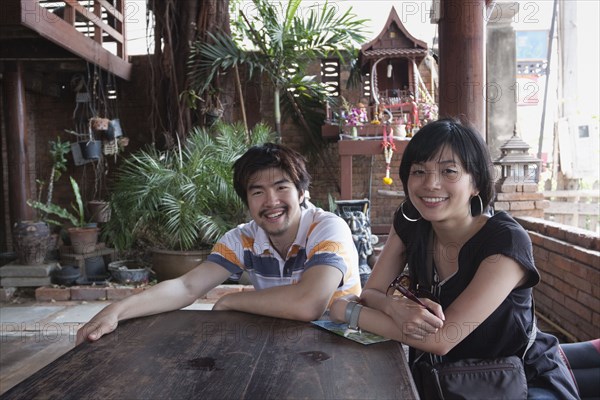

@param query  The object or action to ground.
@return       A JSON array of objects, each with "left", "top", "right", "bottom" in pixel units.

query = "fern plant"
[{"left": 103, "top": 122, "right": 275, "bottom": 252}]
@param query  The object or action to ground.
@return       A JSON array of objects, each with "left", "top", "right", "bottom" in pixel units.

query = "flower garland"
[
  {"left": 345, "top": 107, "right": 367, "bottom": 126},
  {"left": 381, "top": 120, "right": 396, "bottom": 185}
]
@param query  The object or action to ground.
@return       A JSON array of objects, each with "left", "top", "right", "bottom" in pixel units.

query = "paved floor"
[{"left": 0, "top": 299, "right": 215, "bottom": 395}]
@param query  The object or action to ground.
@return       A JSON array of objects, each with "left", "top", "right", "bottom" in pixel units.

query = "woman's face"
[{"left": 407, "top": 146, "right": 478, "bottom": 223}]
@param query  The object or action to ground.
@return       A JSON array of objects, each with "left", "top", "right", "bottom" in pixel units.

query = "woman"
[{"left": 330, "top": 118, "right": 579, "bottom": 399}]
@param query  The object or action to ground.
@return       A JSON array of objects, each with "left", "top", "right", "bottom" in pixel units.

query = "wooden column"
[
  {"left": 438, "top": 0, "right": 488, "bottom": 135},
  {"left": 3, "top": 61, "right": 34, "bottom": 224}
]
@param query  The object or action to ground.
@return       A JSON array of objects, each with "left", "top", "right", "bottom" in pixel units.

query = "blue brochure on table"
[{"left": 311, "top": 320, "right": 390, "bottom": 345}]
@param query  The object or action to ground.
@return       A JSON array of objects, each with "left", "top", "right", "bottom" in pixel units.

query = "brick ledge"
[{"left": 31, "top": 284, "right": 255, "bottom": 302}]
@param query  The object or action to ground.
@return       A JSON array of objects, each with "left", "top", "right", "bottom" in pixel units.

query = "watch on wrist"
[
  {"left": 345, "top": 301, "right": 358, "bottom": 324},
  {"left": 348, "top": 303, "right": 363, "bottom": 330}
]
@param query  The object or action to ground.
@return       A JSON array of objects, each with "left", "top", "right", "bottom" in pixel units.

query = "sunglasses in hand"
[{"left": 387, "top": 274, "right": 439, "bottom": 315}]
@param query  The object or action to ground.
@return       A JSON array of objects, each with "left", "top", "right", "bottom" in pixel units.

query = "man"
[{"left": 77, "top": 143, "right": 361, "bottom": 344}]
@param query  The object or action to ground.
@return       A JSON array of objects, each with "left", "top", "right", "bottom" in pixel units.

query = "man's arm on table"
[
  {"left": 76, "top": 261, "right": 232, "bottom": 344},
  {"left": 212, "top": 264, "right": 343, "bottom": 321}
]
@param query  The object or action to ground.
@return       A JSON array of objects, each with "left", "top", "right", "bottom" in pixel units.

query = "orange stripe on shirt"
[
  {"left": 307, "top": 240, "right": 342, "bottom": 259},
  {"left": 241, "top": 234, "right": 254, "bottom": 250},
  {"left": 307, "top": 221, "right": 319, "bottom": 238},
  {"left": 211, "top": 243, "right": 243, "bottom": 267}
]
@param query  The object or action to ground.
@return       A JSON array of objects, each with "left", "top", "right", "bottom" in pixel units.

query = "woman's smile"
[{"left": 420, "top": 196, "right": 448, "bottom": 205}]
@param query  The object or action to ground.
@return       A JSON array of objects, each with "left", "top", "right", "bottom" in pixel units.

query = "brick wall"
[
  {"left": 516, "top": 216, "right": 600, "bottom": 341},
  {"left": 494, "top": 182, "right": 548, "bottom": 218}
]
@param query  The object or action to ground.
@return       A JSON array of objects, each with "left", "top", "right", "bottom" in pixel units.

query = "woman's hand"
[
  {"left": 212, "top": 295, "right": 231, "bottom": 311},
  {"left": 386, "top": 295, "right": 444, "bottom": 341},
  {"left": 76, "top": 307, "right": 119, "bottom": 345},
  {"left": 329, "top": 294, "right": 361, "bottom": 323}
]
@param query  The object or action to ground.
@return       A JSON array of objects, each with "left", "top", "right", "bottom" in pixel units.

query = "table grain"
[{"left": 2, "top": 310, "right": 419, "bottom": 399}]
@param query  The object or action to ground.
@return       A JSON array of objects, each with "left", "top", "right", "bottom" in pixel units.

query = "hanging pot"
[
  {"left": 12, "top": 221, "right": 50, "bottom": 265},
  {"left": 204, "top": 109, "right": 222, "bottom": 127},
  {"left": 90, "top": 117, "right": 110, "bottom": 132},
  {"left": 79, "top": 140, "right": 102, "bottom": 160},
  {"left": 105, "top": 119, "right": 123, "bottom": 140}
]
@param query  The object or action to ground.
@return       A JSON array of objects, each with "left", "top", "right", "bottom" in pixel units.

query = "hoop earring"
[
  {"left": 401, "top": 200, "right": 422, "bottom": 222},
  {"left": 470, "top": 194, "right": 483, "bottom": 217}
]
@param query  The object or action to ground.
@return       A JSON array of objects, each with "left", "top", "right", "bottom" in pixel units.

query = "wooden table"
[{"left": 3, "top": 310, "right": 419, "bottom": 400}]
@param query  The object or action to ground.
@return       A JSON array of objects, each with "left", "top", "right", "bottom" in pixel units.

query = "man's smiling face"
[{"left": 246, "top": 167, "right": 304, "bottom": 240}]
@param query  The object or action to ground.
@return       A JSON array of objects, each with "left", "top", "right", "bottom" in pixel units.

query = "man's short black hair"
[{"left": 233, "top": 143, "right": 311, "bottom": 206}]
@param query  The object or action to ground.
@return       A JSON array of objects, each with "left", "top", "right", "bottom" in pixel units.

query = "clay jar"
[{"left": 12, "top": 221, "right": 50, "bottom": 265}]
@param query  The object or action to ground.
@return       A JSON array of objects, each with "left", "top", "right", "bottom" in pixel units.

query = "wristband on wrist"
[
  {"left": 345, "top": 301, "right": 358, "bottom": 323},
  {"left": 348, "top": 304, "right": 363, "bottom": 330}
]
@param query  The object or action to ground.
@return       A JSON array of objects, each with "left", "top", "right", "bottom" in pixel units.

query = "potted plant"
[
  {"left": 13, "top": 138, "right": 71, "bottom": 265},
  {"left": 28, "top": 177, "right": 99, "bottom": 254},
  {"left": 103, "top": 121, "right": 274, "bottom": 281}
]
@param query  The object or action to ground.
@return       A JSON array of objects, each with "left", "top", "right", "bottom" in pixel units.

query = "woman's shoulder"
[
  {"left": 481, "top": 211, "right": 530, "bottom": 242},
  {"left": 472, "top": 211, "right": 539, "bottom": 285}
]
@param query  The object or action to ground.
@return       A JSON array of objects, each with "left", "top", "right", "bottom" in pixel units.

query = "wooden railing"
[
  {"left": 543, "top": 190, "right": 600, "bottom": 233},
  {"left": 38, "top": 0, "right": 126, "bottom": 59},
  {"left": 6, "top": 0, "right": 133, "bottom": 79}
]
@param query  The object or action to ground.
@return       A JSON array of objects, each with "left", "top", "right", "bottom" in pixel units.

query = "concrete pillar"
[{"left": 486, "top": 2, "right": 520, "bottom": 160}]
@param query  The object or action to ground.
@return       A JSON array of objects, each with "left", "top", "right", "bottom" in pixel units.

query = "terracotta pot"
[
  {"left": 151, "top": 248, "right": 211, "bottom": 281},
  {"left": 67, "top": 227, "right": 99, "bottom": 254},
  {"left": 12, "top": 221, "right": 50, "bottom": 265},
  {"left": 90, "top": 117, "right": 110, "bottom": 132}
]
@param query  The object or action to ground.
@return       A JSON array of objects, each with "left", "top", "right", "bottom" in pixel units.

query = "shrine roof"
[
  {"left": 360, "top": 6, "right": 427, "bottom": 59},
  {"left": 362, "top": 48, "right": 428, "bottom": 59}
]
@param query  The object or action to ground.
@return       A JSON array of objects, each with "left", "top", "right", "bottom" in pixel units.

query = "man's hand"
[{"left": 76, "top": 308, "right": 119, "bottom": 345}]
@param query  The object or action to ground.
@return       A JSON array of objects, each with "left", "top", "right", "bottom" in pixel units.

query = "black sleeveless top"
[{"left": 394, "top": 210, "right": 579, "bottom": 397}]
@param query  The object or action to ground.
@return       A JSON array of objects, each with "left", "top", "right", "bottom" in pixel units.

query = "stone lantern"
[
  {"left": 493, "top": 128, "right": 547, "bottom": 218},
  {"left": 494, "top": 128, "right": 541, "bottom": 185}
]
